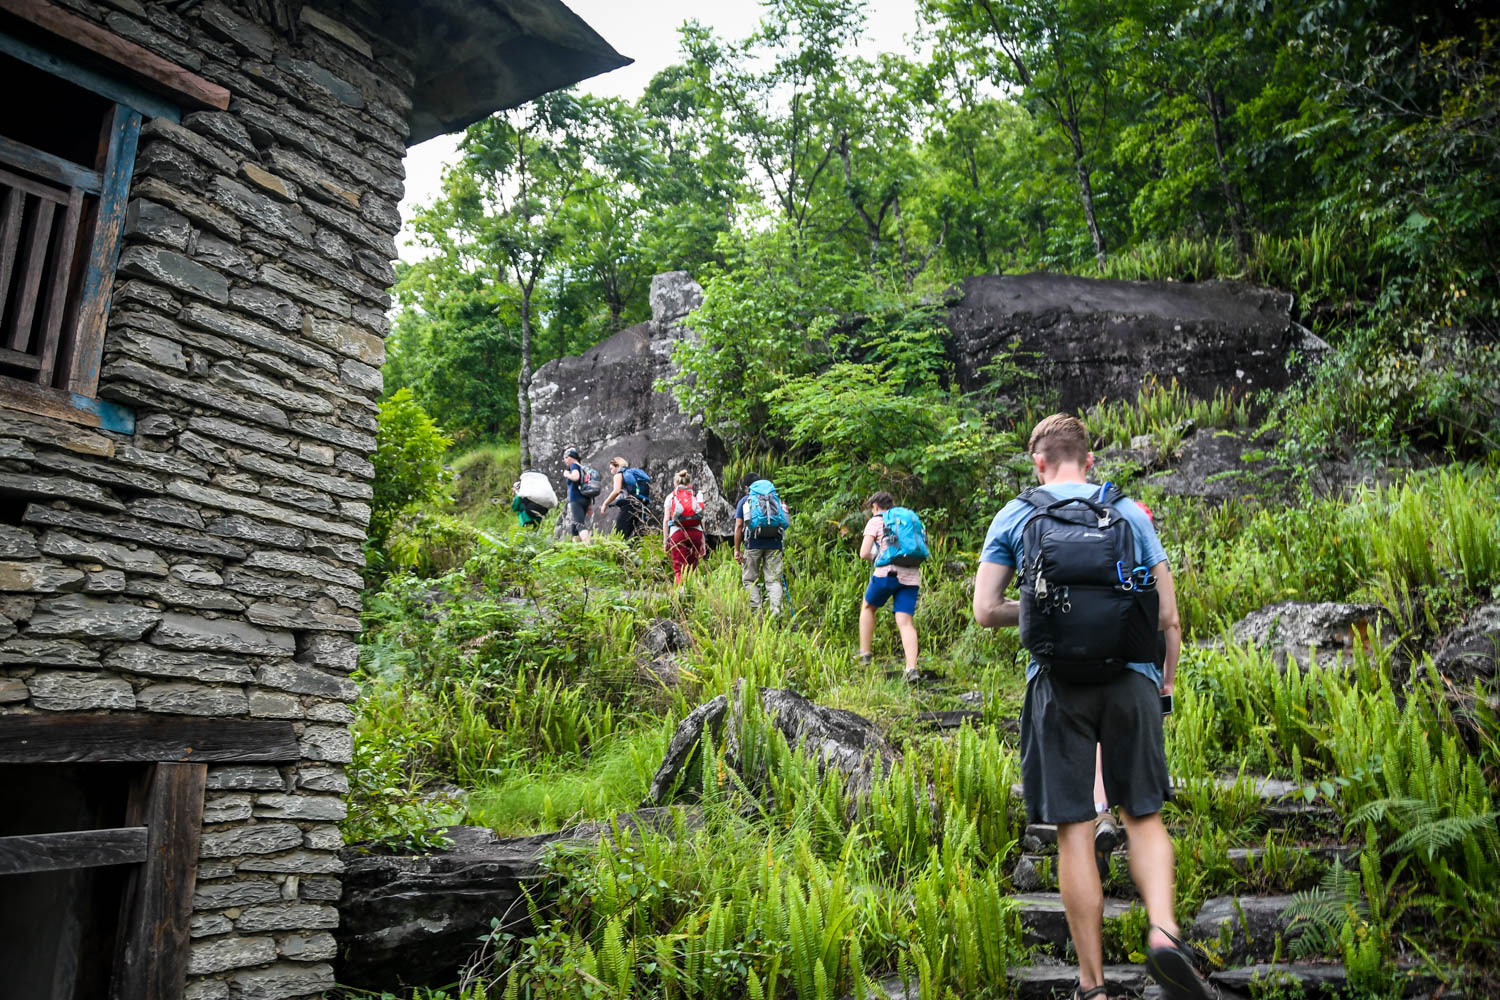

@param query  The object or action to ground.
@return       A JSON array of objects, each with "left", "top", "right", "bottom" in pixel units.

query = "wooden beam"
[
  {"left": 0, "top": 826, "right": 148, "bottom": 875},
  {"left": 0, "top": 163, "right": 73, "bottom": 204},
  {"left": 0, "top": 135, "right": 102, "bottom": 194},
  {"left": 0, "top": 378, "right": 134, "bottom": 430},
  {"left": 113, "top": 763, "right": 206, "bottom": 1000},
  {"left": 0, "top": 716, "right": 301, "bottom": 763},
  {"left": 0, "top": 185, "right": 21, "bottom": 318},
  {"left": 0, "top": 0, "right": 229, "bottom": 111},
  {"left": 67, "top": 102, "right": 138, "bottom": 396},
  {"left": 0, "top": 344, "right": 44, "bottom": 369},
  {"left": 0, "top": 29, "right": 181, "bottom": 123}
]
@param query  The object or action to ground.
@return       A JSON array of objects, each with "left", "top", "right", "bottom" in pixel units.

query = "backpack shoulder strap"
[{"left": 1018, "top": 487, "right": 1059, "bottom": 510}]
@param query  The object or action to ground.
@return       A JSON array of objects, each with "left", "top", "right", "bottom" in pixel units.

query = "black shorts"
[
  {"left": 1019, "top": 669, "right": 1169, "bottom": 824},
  {"left": 568, "top": 497, "right": 591, "bottom": 535}
]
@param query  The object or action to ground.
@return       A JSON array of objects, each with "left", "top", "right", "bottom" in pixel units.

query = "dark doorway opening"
[{"left": 0, "top": 763, "right": 141, "bottom": 1000}]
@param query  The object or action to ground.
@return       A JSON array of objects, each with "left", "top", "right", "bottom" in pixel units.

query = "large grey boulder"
[
  {"left": 945, "top": 273, "right": 1317, "bottom": 413},
  {"left": 528, "top": 271, "right": 735, "bottom": 536}
]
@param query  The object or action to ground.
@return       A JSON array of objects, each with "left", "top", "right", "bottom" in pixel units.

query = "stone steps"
[
  {"left": 1012, "top": 844, "right": 1358, "bottom": 893},
  {"left": 998, "top": 961, "right": 1456, "bottom": 999},
  {"left": 1013, "top": 893, "right": 1136, "bottom": 953}
]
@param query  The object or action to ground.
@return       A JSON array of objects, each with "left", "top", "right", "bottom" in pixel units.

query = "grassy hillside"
[{"left": 345, "top": 388, "right": 1500, "bottom": 998}]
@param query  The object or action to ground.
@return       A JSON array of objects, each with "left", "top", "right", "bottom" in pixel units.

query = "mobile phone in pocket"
[{"left": 1160, "top": 693, "right": 1174, "bottom": 715}]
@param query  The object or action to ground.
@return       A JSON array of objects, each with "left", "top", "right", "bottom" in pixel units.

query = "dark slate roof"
[{"left": 387, "top": 0, "right": 631, "bottom": 144}]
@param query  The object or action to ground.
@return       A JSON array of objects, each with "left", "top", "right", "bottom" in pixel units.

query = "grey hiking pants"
[{"left": 742, "top": 547, "right": 784, "bottom": 614}]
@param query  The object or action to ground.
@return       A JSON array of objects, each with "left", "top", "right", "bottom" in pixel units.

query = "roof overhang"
[{"left": 384, "top": 0, "right": 631, "bottom": 145}]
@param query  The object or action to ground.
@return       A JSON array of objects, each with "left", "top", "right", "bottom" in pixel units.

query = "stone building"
[{"left": 0, "top": 2, "right": 623, "bottom": 997}]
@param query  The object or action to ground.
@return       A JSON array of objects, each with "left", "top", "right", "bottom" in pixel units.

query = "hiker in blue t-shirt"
[
  {"left": 971, "top": 414, "right": 1208, "bottom": 1000},
  {"left": 561, "top": 447, "right": 593, "bottom": 543}
]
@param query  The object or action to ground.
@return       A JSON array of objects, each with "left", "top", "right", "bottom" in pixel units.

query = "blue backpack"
[
  {"left": 745, "top": 480, "right": 789, "bottom": 539},
  {"left": 621, "top": 467, "right": 652, "bottom": 501},
  {"left": 876, "top": 506, "right": 929, "bottom": 567}
]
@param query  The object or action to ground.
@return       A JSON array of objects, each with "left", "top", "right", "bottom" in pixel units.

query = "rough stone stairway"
[{"left": 989, "top": 775, "right": 1460, "bottom": 999}]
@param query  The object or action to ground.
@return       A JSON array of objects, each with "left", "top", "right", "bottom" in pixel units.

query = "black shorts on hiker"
[
  {"left": 568, "top": 498, "right": 590, "bottom": 536},
  {"left": 1020, "top": 668, "right": 1170, "bottom": 825}
]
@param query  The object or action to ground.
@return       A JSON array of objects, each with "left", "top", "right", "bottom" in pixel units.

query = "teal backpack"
[
  {"left": 745, "top": 480, "right": 790, "bottom": 539},
  {"left": 876, "top": 506, "right": 930, "bottom": 567}
]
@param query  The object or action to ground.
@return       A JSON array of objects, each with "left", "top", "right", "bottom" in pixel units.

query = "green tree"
[
  {"left": 423, "top": 92, "right": 656, "bottom": 467},
  {"left": 925, "top": 0, "right": 1127, "bottom": 267},
  {"left": 681, "top": 0, "right": 866, "bottom": 243}
]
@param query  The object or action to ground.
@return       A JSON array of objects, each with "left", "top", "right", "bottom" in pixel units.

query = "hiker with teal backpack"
[
  {"left": 733, "top": 476, "right": 790, "bottom": 616},
  {"left": 601, "top": 456, "right": 654, "bottom": 539},
  {"left": 859, "top": 491, "right": 930, "bottom": 681}
]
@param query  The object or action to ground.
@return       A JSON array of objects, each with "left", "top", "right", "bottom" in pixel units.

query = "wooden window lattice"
[{"left": 0, "top": 103, "right": 140, "bottom": 398}]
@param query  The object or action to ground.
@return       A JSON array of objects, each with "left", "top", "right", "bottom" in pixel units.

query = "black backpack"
[{"left": 1016, "top": 485, "right": 1159, "bottom": 683}]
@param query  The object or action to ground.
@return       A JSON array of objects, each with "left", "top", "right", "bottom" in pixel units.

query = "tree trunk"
[
  {"left": 1067, "top": 120, "right": 1107, "bottom": 269},
  {"left": 1204, "top": 82, "right": 1250, "bottom": 259},
  {"left": 517, "top": 279, "right": 533, "bottom": 468}
]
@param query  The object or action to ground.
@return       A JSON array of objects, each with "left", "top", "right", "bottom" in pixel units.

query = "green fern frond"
[{"left": 1385, "top": 811, "right": 1500, "bottom": 859}]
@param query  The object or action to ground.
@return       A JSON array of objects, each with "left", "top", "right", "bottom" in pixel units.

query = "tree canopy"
[{"left": 386, "top": 0, "right": 1498, "bottom": 452}]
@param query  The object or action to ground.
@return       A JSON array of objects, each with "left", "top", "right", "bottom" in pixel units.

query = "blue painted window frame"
[{"left": 0, "top": 29, "right": 174, "bottom": 434}]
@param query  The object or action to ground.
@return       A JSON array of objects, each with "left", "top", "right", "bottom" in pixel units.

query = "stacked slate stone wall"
[{"left": 0, "top": 2, "right": 410, "bottom": 996}]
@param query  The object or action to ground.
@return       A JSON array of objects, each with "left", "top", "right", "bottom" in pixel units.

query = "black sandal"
[
  {"left": 1144, "top": 925, "right": 1215, "bottom": 1000},
  {"left": 1072, "top": 984, "right": 1110, "bottom": 1000}
]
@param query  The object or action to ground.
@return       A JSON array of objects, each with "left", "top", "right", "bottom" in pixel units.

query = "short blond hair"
[
  {"left": 609, "top": 456, "right": 629, "bottom": 470},
  {"left": 1028, "top": 414, "right": 1090, "bottom": 467}
]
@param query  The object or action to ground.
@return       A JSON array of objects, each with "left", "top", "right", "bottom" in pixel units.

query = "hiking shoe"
[
  {"left": 857, "top": 651, "right": 873, "bottom": 666},
  {"left": 1092, "top": 811, "right": 1119, "bottom": 882},
  {"left": 1144, "top": 926, "right": 1215, "bottom": 1000},
  {"left": 902, "top": 666, "right": 921, "bottom": 684}
]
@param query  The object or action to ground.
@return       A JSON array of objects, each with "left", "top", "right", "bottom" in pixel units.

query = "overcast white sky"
[{"left": 395, "top": 0, "right": 927, "bottom": 262}]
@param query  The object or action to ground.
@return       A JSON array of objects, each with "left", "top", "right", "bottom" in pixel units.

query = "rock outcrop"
[
  {"left": 945, "top": 273, "right": 1319, "bottom": 412},
  {"left": 1433, "top": 600, "right": 1500, "bottom": 685},
  {"left": 1146, "top": 428, "right": 1282, "bottom": 501},
  {"left": 528, "top": 272, "right": 735, "bottom": 536},
  {"left": 647, "top": 685, "right": 898, "bottom": 807},
  {"left": 1231, "top": 601, "right": 1398, "bottom": 670},
  {"left": 338, "top": 811, "right": 683, "bottom": 988},
  {"left": 530, "top": 270, "right": 1322, "bottom": 537}
]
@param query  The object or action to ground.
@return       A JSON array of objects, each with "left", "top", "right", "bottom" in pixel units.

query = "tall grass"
[
  {"left": 1087, "top": 375, "right": 1254, "bottom": 455},
  {"left": 352, "top": 431, "right": 1500, "bottom": 994}
]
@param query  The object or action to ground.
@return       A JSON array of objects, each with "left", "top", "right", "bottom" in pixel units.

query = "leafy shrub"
[{"left": 372, "top": 387, "right": 453, "bottom": 545}]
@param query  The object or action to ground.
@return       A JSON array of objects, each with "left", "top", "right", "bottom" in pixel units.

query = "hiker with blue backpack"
[
  {"left": 733, "top": 476, "right": 790, "bottom": 615},
  {"left": 859, "top": 492, "right": 930, "bottom": 682},
  {"left": 600, "top": 456, "right": 654, "bottom": 539},
  {"left": 971, "top": 414, "right": 1206, "bottom": 1000}
]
